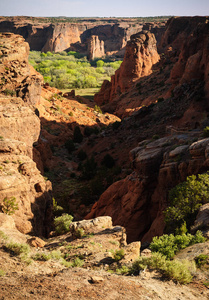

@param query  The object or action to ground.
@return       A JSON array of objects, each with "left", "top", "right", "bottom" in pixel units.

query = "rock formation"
[
  {"left": 87, "top": 35, "right": 105, "bottom": 60},
  {"left": 0, "top": 33, "right": 52, "bottom": 236},
  {"left": 0, "top": 17, "right": 166, "bottom": 57},
  {"left": 95, "top": 31, "right": 160, "bottom": 105},
  {"left": 0, "top": 33, "right": 43, "bottom": 105},
  {"left": 87, "top": 133, "right": 209, "bottom": 243}
]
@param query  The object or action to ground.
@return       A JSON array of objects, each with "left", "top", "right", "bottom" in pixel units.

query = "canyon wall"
[
  {"left": 0, "top": 17, "right": 165, "bottom": 59},
  {"left": 0, "top": 33, "right": 52, "bottom": 237},
  {"left": 87, "top": 16, "right": 209, "bottom": 243}
]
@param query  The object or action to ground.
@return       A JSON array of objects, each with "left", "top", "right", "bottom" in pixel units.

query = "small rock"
[
  {"left": 90, "top": 276, "right": 104, "bottom": 284},
  {"left": 27, "top": 237, "right": 46, "bottom": 248},
  {"left": 141, "top": 248, "right": 152, "bottom": 257}
]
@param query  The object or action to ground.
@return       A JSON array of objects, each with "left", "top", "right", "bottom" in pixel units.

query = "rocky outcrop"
[
  {"left": 95, "top": 31, "right": 160, "bottom": 105},
  {"left": 87, "top": 35, "right": 105, "bottom": 60},
  {"left": 0, "top": 33, "right": 52, "bottom": 237},
  {"left": 0, "top": 33, "right": 43, "bottom": 105},
  {"left": 87, "top": 133, "right": 209, "bottom": 243}
]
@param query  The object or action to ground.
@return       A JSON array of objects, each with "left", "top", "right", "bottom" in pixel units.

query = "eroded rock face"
[
  {"left": 0, "top": 96, "right": 52, "bottom": 236},
  {"left": 87, "top": 35, "right": 105, "bottom": 60},
  {"left": 95, "top": 31, "right": 160, "bottom": 105},
  {"left": 0, "top": 33, "right": 43, "bottom": 105},
  {"left": 0, "top": 33, "right": 52, "bottom": 237},
  {"left": 87, "top": 133, "right": 209, "bottom": 243}
]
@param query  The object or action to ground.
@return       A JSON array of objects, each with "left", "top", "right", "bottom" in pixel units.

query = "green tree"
[
  {"left": 164, "top": 173, "right": 209, "bottom": 232},
  {"left": 96, "top": 60, "right": 104, "bottom": 68}
]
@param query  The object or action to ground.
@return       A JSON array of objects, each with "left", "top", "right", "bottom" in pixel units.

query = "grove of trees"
[{"left": 29, "top": 51, "right": 122, "bottom": 90}]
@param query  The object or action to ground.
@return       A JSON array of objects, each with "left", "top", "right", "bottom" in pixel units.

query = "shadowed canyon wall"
[{"left": 0, "top": 33, "right": 53, "bottom": 236}]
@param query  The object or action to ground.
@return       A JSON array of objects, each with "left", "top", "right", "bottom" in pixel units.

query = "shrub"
[
  {"left": 116, "top": 265, "right": 130, "bottom": 274},
  {"left": 65, "top": 139, "right": 75, "bottom": 153},
  {"left": 96, "top": 60, "right": 104, "bottom": 68},
  {"left": 3, "top": 89, "right": 15, "bottom": 96},
  {"left": 150, "top": 231, "right": 206, "bottom": 259},
  {"left": 163, "top": 258, "right": 195, "bottom": 284},
  {"left": 75, "top": 228, "right": 84, "bottom": 238},
  {"left": 129, "top": 253, "right": 195, "bottom": 284},
  {"left": 1, "top": 197, "right": 18, "bottom": 215},
  {"left": 164, "top": 173, "right": 209, "bottom": 232},
  {"left": 73, "top": 126, "right": 83, "bottom": 143},
  {"left": 52, "top": 197, "right": 64, "bottom": 215},
  {"left": 4, "top": 242, "right": 30, "bottom": 256},
  {"left": 72, "top": 257, "right": 84, "bottom": 267},
  {"left": 32, "top": 252, "right": 51, "bottom": 261},
  {"left": 94, "top": 105, "right": 102, "bottom": 114},
  {"left": 113, "top": 249, "right": 125, "bottom": 262},
  {"left": 0, "top": 269, "right": 5, "bottom": 276},
  {"left": 195, "top": 254, "right": 208, "bottom": 268},
  {"left": 203, "top": 126, "right": 209, "bottom": 137},
  {"left": 54, "top": 214, "right": 73, "bottom": 235},
  {"left": 101, "top": 154, "right": 115, "bottom": 169}
]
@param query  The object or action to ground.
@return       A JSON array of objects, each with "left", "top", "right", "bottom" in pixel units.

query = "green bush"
[
  {"left": 203, "top": 127, "right": 209, "bottom": 137},
  {"left": 150, "top": 231, "right": 206, "bottom": 259},
  {"left": 72, "top": 257, "right": 84, "bottom": 267},
  {"left": 1, "top": 197, "right": 18, "bottom": 215},
  {"left": 113, "top": 249, "right": 125, "bottom": 262},
  {"left": 195, "top": 254, "right": 208, "bottom": 268},
  {"left": 164, "top": 173, "right": 209, "bottom": 232},
  {"left": 54, "top": 214, "right": 73, "bottom": 235},
  {"left": 4, "top": 242, "right": 30, "bottom": 256},
  {"left": 96, "top": 60, "right": 104, "bottom": 68},
  {"left": 94, "top": 105, "right": 102, "bottom": 114},
  {"left": 73, "top": 126, "right": 83, "bottom": 143},
  {"left": 129, "top": 253, "right": 195, "bottom": 284}
]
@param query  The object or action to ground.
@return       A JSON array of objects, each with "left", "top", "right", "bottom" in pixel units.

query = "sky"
[{"left": 0, "top": 0, "right": 208, "bottom": 17}]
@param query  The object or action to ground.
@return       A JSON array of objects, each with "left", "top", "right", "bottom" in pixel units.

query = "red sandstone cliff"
[
  {"left": 0, "top": 33, "right": 52, "bottom": 236},
  {"left": 94, "top": 31, "right": 160, "bottom": 105}
]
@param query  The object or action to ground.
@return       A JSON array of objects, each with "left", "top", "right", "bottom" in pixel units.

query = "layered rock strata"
[{"left": 95, "top": 31, "right": 160, "bottom": 105}]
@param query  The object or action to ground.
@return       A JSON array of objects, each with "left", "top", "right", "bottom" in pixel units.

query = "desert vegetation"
[{"left": 29, "top": 51, "right": 122, "bottom": 90}]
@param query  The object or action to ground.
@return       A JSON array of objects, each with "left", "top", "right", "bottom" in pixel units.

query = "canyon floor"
[{"left": 0, "top": 217, "right": 209, "bottom": 300}]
